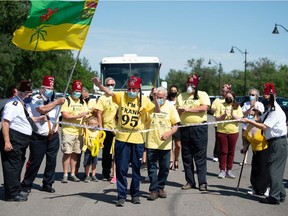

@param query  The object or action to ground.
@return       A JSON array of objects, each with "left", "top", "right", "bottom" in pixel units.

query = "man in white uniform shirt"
[
  {"left": 1, "top": 80, "right": 34, "bottom": 201},
  {"left": 21, "top": 76, "right": 65, "bottom": 193}
]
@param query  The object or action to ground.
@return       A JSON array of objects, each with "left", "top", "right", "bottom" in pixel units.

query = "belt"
[{"left": 267, "top": 135, "right": 286, "bottom": 142}]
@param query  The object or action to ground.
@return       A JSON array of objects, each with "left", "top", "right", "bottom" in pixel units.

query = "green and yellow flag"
[{"left": 12, "top": 0, "right": 98, "bottom": 51}]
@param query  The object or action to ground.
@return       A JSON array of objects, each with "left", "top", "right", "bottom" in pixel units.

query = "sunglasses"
[
  {"left": 249, "top": 94, "right": 256, "bottom": 96},
  {"left": 106, "top": 84, "right": 115, "bottom": 87}
]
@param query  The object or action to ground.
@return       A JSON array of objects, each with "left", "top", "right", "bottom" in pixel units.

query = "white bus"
[{"left": 99, "top": 54, "right": 163, "bottom": 96}]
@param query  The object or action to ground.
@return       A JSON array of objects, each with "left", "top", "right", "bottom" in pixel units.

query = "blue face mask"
[
  {"left": 157, "top": 99, "right": 164, "bottom": 106},
  {"left": 23, "top": 96, "right": 32, "bottom": 104},
  {"left": 128, "top": 92, "right": 137, "bottom": 99},
  {"left": 247, "top": 114, "right": 254, "bottom": 120},
  {"left": 45, "top": 89, "right": 54, "bottom": 98},
  {"left": 73, "top": 91, "right": 81, "bottom": 99},
  {"left": 249, "top": 95, "right": 255, "bottom": 101}
]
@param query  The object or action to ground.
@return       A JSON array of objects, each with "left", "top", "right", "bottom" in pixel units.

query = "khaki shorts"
[{"left": 61, "top": 133, "right": 83, "bottom": 154}]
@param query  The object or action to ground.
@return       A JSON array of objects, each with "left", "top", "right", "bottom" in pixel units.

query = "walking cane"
[{"left": 236, "top": 151, "right": 247, "bottom": 191}]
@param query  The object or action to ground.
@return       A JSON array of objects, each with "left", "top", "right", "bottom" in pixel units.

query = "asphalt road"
[{"left": 0, "top": 114, "right": 287, "bottom": 216}]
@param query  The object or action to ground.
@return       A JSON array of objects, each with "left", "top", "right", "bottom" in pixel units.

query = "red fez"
[
  {"left": 222, "top": 84, "right": 231, "bottom": 92},
  {"left": 186, "top": 74, "right": 200, "bottom": 86},
  {"left": 72, "top": 80, "right": 82, "bottom": 91},
  {"left": 263, "top": 83, "right": 276, "bottom": 95},
  {"left": 128, "top": 76, "right": 141, "bottom": 89},
  {"left": 18, "top": 80, "right": 32, "bottom": 92},
  {"left": 42, "top": 75, "right": 55, "bottom": 88}
]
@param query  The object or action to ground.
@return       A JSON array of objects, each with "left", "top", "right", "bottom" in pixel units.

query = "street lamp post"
[
  {"left": 272, "top": 23, "right": 288, "bottom": 34},
  {"left": 208, "top": 59, "right": 222, "bottom": 95},
  {"left": 230, "top": 46, "right": 248, "bottom": 96}
]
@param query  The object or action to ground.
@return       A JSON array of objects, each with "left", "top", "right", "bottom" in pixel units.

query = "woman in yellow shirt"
[
  {"left": 241, "top": 109, "right": 269, "bottom": 196},
  {"left": 215, "top": 92, "right": 243, "bottom": 179}
]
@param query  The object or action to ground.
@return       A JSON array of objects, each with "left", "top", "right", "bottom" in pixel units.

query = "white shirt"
[
  {"left": 261, "top": 102, "right": 287, "bottom": 140},
  {"left": 27, "top": 94, "right": 60, "bottom": 136},
  {"left": 2, "top": 97, "right": 32, "bottom": 135},
  {"left": 242, "top": 100, "right": 265, "bottom": 130}
]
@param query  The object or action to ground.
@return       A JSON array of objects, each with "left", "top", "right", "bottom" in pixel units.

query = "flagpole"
[{"left": 50, "top": 50, "right": 81, "bottom": 138}]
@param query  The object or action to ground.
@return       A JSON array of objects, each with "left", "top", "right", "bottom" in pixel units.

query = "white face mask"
[
  {"left": 187, "top": 86, "right": 194, "bottom": 94},
  {"left": 108, "top": 86, "right": 114, "bottom": 91}
]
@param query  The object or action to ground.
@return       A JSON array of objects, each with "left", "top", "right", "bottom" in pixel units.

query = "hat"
[
  {"left": 42, "top": 75, "right": 55, "bottom": 88},
  {"left": 222, "top": 83, "right": 231, "bottom": 92},
  {"left": 186, "top": 74, "right": 200, "bottom": 86},
  {"left": 128, "top": 76, "right": 141, "bottom": 88},
  {"left": 72, "top": 80, "right": 82, "bottom": 92},
  {"left": 263, "top": 83, "right": 276, "bottom": 95},
  {"left": 18, "top": 80, "right": 32, "bottom": 92}
]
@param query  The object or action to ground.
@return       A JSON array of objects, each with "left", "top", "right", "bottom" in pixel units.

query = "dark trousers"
[
  {"left": 22, "top": 132, "right": 60, "bottom": 188},
  {"left": 213, "top": 127, "right": 219, "bottom": 158},
  {"left": 0, "top": 129, "right": 30, "bottom": 198},
  {"left": 267, "top": 137, "right": 287, "bottom": 201},
  {"left": 102, "top": 131, "right": 114, "bottom": 178},
  {"left": 250, "top": 148, "right": 269, "bottom": 195},
  {"left": 115, "top": 140, "right": 144, "bottom": 200},
  {"left": 180, "top": 124, "right": 208, "bottom": 186},
  {"left": 147, "top": 148, "right": 170, "bottom": 192}
]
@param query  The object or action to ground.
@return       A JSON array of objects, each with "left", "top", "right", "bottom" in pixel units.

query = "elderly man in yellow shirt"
[
  {"left": 176, "top": 74, "right": 210, "bottom": 192},
  {"left": 145, "top": 87, "right": 180, "bottom": 201}
]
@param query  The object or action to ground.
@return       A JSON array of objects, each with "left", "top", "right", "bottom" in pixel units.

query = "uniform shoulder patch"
[{"left": 13, "top": 101, "right": 18, "bottom": 106}]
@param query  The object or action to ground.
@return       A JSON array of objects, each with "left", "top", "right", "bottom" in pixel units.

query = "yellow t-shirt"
[
  {"left": 176, "top": 91, "right": 210, "bottom": 124},
  {"left": 84, "top": 129, "right": 99, "bottom": 151},
  {"left": 60, "top": 96, "right": 88, "bottom": 135},
  {"left": 215, "top": 103, "right": 243, "bottom": 134},
  {"left": 146, "top": 101, "right": 180, "bottom": 150},
  {"left": 244, "top": 126, "right": 268, "bottom": 152},
  {"left": 113, "top": 92, "right": 155, "bottom": 144},
  {"left": 95, "top": 94, "right": 118, "bottom": 129},
  {"left": 86, "top": 98, "right": 97, "bottom": 115},
  {"left": 211, "top": 98, "right": 225, "bottom": 127}
]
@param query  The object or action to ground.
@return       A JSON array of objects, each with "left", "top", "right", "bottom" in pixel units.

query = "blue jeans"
[
  {"left": 115, "top": 140, "right": 144, "bottom": 200},
  {"left": 147, "top": 148, "right": 170, "bottom": 192}
]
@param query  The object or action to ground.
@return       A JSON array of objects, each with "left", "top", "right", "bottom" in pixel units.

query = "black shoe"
[
  {"left": 280, "top": 197, "right": 285, "bottom": 202},
  {"left": 19, "top": 191, "right": 29, "bottom": 197},
  {"left": 42, "top": 185, "right": 56, "bottom": 193},
  {"left": 199, "top": 184, "right": 208, "bottom": 191},
  {"left": 131, "top": 196, "right": 141, "bottom": 204},
  {"left": 5, "top": 195, "right": 28, "bottom": 202},
  {"left": 22, "top": 187, "right": 31, "bottom": 193},
  {"left": 259, "top": 197, "right": 279, "bottom": 205}
]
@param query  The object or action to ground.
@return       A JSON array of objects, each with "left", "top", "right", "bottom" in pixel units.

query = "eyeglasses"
[
  {"left": 106, "top": 84, "right": 115, "bottom": 87},
  {"left": 249, "top": 94, "right": 255, "bottom": 96}
]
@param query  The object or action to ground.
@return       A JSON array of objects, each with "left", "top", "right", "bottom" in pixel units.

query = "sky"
[{"left": 79, "top": 0, "right": 288, "bottom": 79}]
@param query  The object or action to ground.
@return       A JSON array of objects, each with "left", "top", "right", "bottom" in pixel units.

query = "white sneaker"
[
  {"left": 218, "top": 170, "right": 226, "bottom": 179},
  {"left": 226, "top": 170, "right": 235, "bottom": 179},
  {"left": 212, "top": 157, "right": 219, "bottom": 162},
  {"left": 247, "top": 189, "right": 256, "bottom": 195},
  {"left": 264, "top": 188, "right": 270, "bottom": 197}
]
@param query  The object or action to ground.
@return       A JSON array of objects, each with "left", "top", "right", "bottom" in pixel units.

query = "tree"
[{"left": 0, "top": 1, "right": 98, "bottom": 98}]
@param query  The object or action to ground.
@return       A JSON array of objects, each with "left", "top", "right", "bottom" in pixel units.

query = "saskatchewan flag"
[{"left": 12, "top": 0, "right": 98, "bottom": 51}]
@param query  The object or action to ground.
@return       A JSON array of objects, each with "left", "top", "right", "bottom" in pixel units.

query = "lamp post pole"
[
  {"left": 230, "top": 46, "right": 248, "bottom": 95},
  {"left": 208, "top": 59, "right": 222, "bottom": 95}
]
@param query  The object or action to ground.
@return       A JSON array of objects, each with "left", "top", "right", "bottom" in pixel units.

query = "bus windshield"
[{"left": 100, "top": 55, "right": 161, "bottom": 94}]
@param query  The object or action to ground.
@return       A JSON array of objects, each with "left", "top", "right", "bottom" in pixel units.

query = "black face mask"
[
  {"left": 169, "top": 92, "right": 177, "bottom": 98},
  {"left": 225, "top": 97, "right": 233, "bottom": 104},
  {"left": 84, "top": 97, "right": 90, "bottom": 103},
  {"left": 262, "top": 98, "right": 271, "bottom": 107}
]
